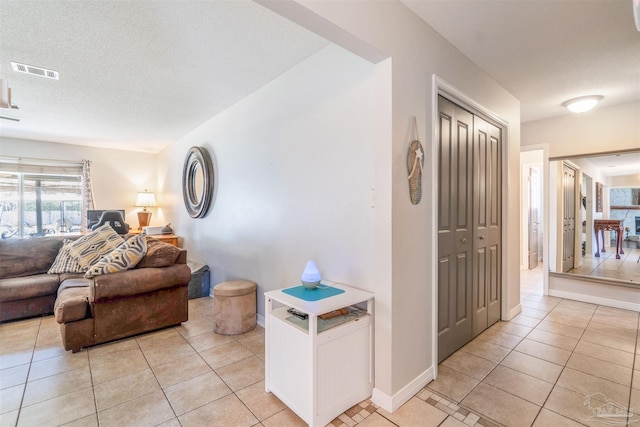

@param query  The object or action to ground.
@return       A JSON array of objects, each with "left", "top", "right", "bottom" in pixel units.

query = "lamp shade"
[{"left": 134, "top": 190, "right": 157, "bottom": 210}]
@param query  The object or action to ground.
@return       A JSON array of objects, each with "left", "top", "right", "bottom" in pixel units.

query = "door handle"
[
  {"left": 460, "top": 238, "right": 467, "bottom": 243},
  {"left": 479, "top": 236, "right": 485, "bottom": 240}
]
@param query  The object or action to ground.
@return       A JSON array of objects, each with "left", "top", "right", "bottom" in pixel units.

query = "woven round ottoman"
[{"left": 213, "top": 280, "right": 257, "bottom": 335}]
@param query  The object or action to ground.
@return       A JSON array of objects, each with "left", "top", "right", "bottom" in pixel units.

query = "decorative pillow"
[
  {"left": 67, "top": 224, "right": 124, "bottom": 270},
  {"left": 48, "top": 239, "right": 83, "bottom": 274},
  {"left": 136, "top": 237, "right": 181, "bottom": 268},
  {"left": 84, "top": 234, "right": 147, "bottom": 278}
]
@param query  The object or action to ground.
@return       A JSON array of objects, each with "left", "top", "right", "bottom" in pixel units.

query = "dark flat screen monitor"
[{"left": 87, "top": 209, "right": 126, "bottom": 230}]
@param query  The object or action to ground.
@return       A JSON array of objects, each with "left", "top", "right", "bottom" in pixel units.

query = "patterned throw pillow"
[
  {"left": 48, "top": 239, "right": 83, "bottom": 274},
  {"left": 67, "top": 224, "right": 124, "bottom": 271},
  {"left": 84, "top": 234, "right": 147, "bottom": 278}
]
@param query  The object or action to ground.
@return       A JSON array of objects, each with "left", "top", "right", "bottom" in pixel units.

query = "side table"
[
  {"left": 265, "top": 282, "right": 374, "bottom": 427},
  {"left": 594, "top": 219, "right": 624, "bottom": 259}
]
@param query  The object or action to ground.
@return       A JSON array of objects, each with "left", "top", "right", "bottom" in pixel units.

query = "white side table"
[{"left": 265, "top": 281, "right": 374, "bottom": 427}]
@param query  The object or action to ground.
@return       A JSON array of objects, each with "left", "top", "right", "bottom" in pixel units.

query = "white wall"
[
  {"left": 522, "top": 101, "right": 640, "bottom": 158},
  {"left": 609, "top": 174, "right": 640, "bottom": 188},
  {"left": 260, "top": 0, "right": 521, "bottom": 408},
  {"left": 0, "top": 137, "right": 160, "bottom": 228},
  {"left": 158, "top": 45, "right": 377, "bottom": 316}
]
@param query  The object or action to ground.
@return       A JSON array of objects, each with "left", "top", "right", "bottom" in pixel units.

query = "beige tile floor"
[
  {"left": 567, "top": 242, "right": 640, "bottom": 284},
  {"left": 1, "top": 266, "right": 638, "bottom": 427}
]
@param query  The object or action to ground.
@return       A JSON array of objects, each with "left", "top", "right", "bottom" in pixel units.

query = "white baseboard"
[
  {"left": 508, "top": 304, "right": 522, "bottom": 320},
  {"left": 257, "top": 314, "right": 265, "bottom": 328},
  {"left": 548, "top": 289, "right": 640, "bottom": 312},
  {"left": 371, "top": 365, "right": 435, "bottom": 413}
]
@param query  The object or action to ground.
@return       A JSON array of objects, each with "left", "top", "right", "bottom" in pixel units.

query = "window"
[{"left": 0, "top": 158, "right": 84, "bottom": 239}]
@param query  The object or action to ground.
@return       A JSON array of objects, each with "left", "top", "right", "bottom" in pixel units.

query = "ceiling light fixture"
[{"left": 562, "top": 95, "right": 603, "bottom": 113}]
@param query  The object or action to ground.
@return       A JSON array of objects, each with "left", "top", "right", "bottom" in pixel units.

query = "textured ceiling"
[
  {"left": 1, "top": 1, "right": 639, "bottom": 153},
  {"left": 575, "top": 152, "right": 640, "bottom": 177},
  {"left": 0, "top": 0, "right": 328, "bottom": 152},
  {"left": 402, "top": 0, "right": 640, "bottom": 123}
]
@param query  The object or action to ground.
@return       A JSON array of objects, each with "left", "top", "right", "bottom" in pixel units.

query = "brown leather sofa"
[{"left": 0, "top": 235, "right": 191, "bottom": 352}]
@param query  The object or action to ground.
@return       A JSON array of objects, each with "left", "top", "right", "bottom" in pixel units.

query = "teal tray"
[{"left": 281, "top": 284, "right": 345, "bottom": 301}]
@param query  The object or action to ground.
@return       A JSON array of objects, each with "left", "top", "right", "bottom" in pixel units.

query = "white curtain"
[{"left": 81, "top": 159, "right": 95, "bottom": 232}]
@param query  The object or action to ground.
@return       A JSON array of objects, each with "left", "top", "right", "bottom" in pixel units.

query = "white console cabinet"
[{"left": 265, "top": 282, "right": 374, "bottom": 427}]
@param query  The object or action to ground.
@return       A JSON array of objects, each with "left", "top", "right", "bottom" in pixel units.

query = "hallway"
[{"left": 424, "top": 265, "right": 639, "bottom": 426}]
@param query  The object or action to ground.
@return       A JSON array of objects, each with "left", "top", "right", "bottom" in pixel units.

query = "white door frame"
[
  {"left": 520, "top": 145, "right": 550, "bottom": 294},
  {"left": 430, "top": 75, "right": 510, "bottom": 376}
]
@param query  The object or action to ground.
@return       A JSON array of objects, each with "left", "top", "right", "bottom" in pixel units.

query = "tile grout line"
[
  {"left": 86, "top": 340, "right": 100, "bottom": 427},
  {"left": 432, "top": 323, "right": 531, "bottom": 426},
  {"left": 627, "top": 315, "right": 639, "bottom": 426},
  {"left": 133, "top": 332, "right": 179, "bottom": 427},
  {"left": 528, "top": 299, "right": 596, "bottom": 427},
  {"left": 168, "top": 317, "right": 274, "bottom": 425},
  {"left": 442, "top": 297, "right": 628, "bottom": 427},
  {"left": 12, "top": 316, "right": 42, "bottom": 427}
]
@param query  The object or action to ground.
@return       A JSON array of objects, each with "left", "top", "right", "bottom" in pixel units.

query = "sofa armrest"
[{"left": 90, "top": 264, "right": 191, "bottom": 302}]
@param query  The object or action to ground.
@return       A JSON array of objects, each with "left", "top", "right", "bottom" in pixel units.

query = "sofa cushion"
[
  {"left": 0, "top": 274, "right": 61, "bottom": 302},
  {"left": 137, "top": 237, "right": 180, "bottom": 268},
  {"left": 55, "top": 287, "right": 90, "bottom": 323},
  {"left": 0, "top": 236, "right": 64, "bottom": 279},
  {"left": 84, "top": 234, "right": 147, "bottom": 278},
  {"left": 58, "top": 273, "right": 85, "bottom": 283},
  {"left": 58, "top": 278, "right": 92, "bottom": 295}
]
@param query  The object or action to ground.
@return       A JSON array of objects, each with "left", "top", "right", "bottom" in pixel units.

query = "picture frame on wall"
[{"left": 596, "top": 182, "right": 603, "bottom": 213}]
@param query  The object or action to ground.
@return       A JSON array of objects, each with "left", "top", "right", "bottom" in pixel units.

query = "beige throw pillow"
[
  {"left": 48, "top": 224, "right": 124, "bottom": 274},
  {"left": 67, "top": 224, "right": 124, "bottom": 270},
  {"left": 84, "top": 234, "right": 147, "bottom": 278},
  {"left": 48, "top": 239, "right": 82, "bottom": 274}
]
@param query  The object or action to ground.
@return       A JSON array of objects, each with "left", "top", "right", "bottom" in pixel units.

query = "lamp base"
[{"left": 137, "top": 211, "right": 152, "bottom": 230}]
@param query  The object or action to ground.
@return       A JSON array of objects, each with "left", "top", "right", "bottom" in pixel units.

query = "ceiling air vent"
[{"left": 11, "top": 62, "right": 59, "bottom": 80}]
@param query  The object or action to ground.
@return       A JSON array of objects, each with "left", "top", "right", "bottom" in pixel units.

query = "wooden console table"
[
  {"left": 128, "top": 230, "right": 180, "bottom": 247},
  {"left": 594, "top": 219, "right": 624, "bottom": 259}
]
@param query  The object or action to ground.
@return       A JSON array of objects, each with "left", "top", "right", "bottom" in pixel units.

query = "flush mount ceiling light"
[{"left": 562, "top": 95, "right": 603, "bottom": 113}]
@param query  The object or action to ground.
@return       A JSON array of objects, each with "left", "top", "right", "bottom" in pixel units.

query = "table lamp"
[{"left": 134, "top": 189, "right": 157, "bottom": 230}]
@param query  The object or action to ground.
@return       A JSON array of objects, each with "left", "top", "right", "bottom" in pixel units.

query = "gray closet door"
[
  {"left": 472, "top": 115, "right": 502, "bottom": 337},
  {"left": 437, "top": 95, "right": 502, "bottom": 362},
  {"left": 437, "top": 96, "right": 473, "bottom": 363}
]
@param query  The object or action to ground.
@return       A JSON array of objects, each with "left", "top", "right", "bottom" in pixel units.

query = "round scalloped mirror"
[{"left": 182, "top": 146, "right": 214, "bottom": 218}]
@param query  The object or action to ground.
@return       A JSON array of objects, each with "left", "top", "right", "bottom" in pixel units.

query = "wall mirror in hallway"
[{"left": 546, "top": 150, "right": 640, "bottom": 284}]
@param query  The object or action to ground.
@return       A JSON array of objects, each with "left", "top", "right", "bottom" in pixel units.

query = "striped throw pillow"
[
  {"left": 84, "top": 234, "right": 147, "bottom": 278},
  {"left": 48, "top": 239, "right": 83, "bottom": 274},
  {"left": 67, "top": 224, "right": 124, "bottom": 271}
]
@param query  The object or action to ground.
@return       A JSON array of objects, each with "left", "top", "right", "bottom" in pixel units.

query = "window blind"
[{"left": 0, "top": 156, "right": 83, "bottom": 175}]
